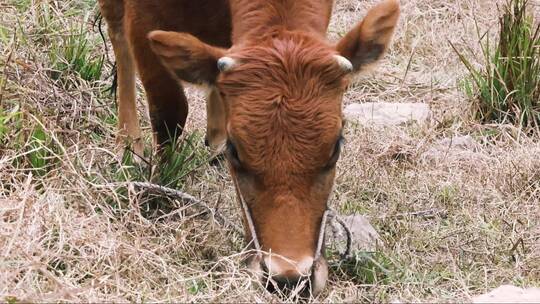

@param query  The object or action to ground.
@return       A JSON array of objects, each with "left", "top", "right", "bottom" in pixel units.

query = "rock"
[
  {"left": 330, "top": 214, "right": 381, "bottom": 253},
  {"left": 472, "top": 285, "right": 540, "bottom": 303},
  {"left": 434, "top": 135, "right": 478, "bottom": 151},
  {"left": 344, "top": 102, "right": 431, "bottom": 126},
  {"left": 422, "top": 135, "right": 479, "bottom": 160}
]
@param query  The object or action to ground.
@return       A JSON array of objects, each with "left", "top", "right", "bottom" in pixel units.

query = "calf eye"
[
  {"left": 226, "top": 140, "right": 242, "bottom": 168},
  {"left": 326, "top": 136, "right": 343, "bottom": 169}
]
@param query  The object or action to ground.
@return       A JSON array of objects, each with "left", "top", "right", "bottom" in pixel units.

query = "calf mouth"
[{"left": 247, "top": 254, "right": 328, "bottom": 298}]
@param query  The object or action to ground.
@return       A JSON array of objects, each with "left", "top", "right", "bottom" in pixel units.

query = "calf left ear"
[
  {"left": 148, "top": 31, "right": 226, "bottom": 84},
  {"left": 336, "top": 0, "right": 400, "bottom": 72}
]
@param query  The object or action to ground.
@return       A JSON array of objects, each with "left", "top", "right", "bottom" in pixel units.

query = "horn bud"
[
  {"left": 334, "top": 55, "right": 353, "bottom": 73},
  {"left": 217, "top": 57, "right": 236, "bottom": 72}
]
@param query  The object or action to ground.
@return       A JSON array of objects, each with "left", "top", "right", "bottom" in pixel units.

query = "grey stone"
[
  {"left": 330, "top": 214, "right": 381, "bottom": 253},
  {"left": 472, "top": 285, "right": 540, "bottom": 303},
  {"left": 344, "top": 102, "right": 431, "bottom": 126},
  {"left": 423, "top": 135, "right": 479, "bottom": 160}
]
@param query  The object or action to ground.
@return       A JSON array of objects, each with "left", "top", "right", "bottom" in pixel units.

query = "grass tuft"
[
  {"left": 48, "top": 19, "right": 104, "bottom": 86},
  {"left": 155, "top": 132, "right": 211, "bottom": 188},
  {"left": 26, "top": 125, "right": 54, "bottom": 177},
  {"left": 0, "top": 104, "right": 21, "bottom": 142},
  {"left": 108, "top": 131, "right": 211, "bottom": 216},
  {"left": 451, "top": 0, "right": 540, "bottom": 129},
  {"left": 332, "top": 251, "right": 400, "bottom": 285},
  {"left": 2, "top": 0, "right": 540, "bottom": 302}
]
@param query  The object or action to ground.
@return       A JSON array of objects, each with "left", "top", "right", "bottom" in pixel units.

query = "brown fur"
[
  {"left": 99, "top": 0, "right": 232, "bottom": 148},
  {"left": 98, "top": 0, "right": 142, "bottom": 155},
  {"left": 99, "top": 0, "right": 399, "bottom": 292},
  {"left": 228, "top": 0, "right": 333, "bottom": 43},
  {"left": 221, "top": 33, "right": 347, "bottom": 263}
]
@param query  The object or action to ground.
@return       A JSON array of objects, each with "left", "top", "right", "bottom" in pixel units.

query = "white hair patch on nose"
[
  {"left": 295, "top": 257, "right": 315, "bottom": 276},
  {"left": 333, "top": 54, "right": 353, "bottom": 72},
  {"left": 264, "top": 255, "right": 314, "bottom": 277}
]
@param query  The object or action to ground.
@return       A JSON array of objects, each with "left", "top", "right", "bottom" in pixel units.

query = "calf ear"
[
  {"left": 336, "top": 0, "right": 400, "bottom": 72},
  {"left": 148, "top": 31, "right": 226, "bottom": 84}
]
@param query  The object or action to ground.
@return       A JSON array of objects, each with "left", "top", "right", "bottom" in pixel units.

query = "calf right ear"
[
  {"left": 336, "top": 0, "right": 400, "bottom": 72},
  {"left": 148, "top": 31, "right": 226, "bottom": 85}
]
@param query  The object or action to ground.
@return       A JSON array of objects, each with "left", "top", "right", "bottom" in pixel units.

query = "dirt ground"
[{"left": 1, "top": 0, "right": 539, "bottom": 302}]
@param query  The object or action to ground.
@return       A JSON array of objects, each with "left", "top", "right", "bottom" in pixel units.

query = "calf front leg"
[
  {"left": 98, "top": 0, "right": 143, "bottom": 158},
  {"left": 127, "top": 26, "right": 188, "bottom": 152}
]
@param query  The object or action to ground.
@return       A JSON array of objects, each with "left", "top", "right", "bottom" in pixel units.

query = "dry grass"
[{"left": 1, "top": 0, "right": 539, "bottom": 302}]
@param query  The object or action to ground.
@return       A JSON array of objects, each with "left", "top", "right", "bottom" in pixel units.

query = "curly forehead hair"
[
  {"left": 217, "top": 32, "right": 347, "bottom": 174},
  {"left": 218, "top": 31, "right": 349, "bottom": 99}
]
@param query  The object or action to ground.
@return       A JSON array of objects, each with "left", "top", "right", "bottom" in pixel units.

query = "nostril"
[
  {"left": 259, "top": 257, "right": 328, "bottom": 297},
  {"left": 261, "top": 256, "right": 315, "bottom": 295},
  {"left": 265, "top": 274, "right": 308, "bottom": 294},
  {"left": 275, "top": 274, "right": 300, "bottom": 289}
]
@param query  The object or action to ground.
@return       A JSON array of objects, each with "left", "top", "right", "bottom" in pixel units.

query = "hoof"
[{"left": 115, "top": 138, "right": 144, "bottom": 164}]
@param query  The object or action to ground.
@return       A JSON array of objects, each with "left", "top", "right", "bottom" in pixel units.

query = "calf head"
[{"left": 148, "top": 0, "right": 399, "bottom": 296}]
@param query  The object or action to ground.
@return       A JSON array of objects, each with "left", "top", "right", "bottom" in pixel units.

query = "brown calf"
[{"left": 99, "top": 0, "right": 399, "bottom": 296}]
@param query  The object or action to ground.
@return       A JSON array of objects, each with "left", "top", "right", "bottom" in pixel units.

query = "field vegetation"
[{"left": 1, "top": 0, "right": 539, "bottom": 302}]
